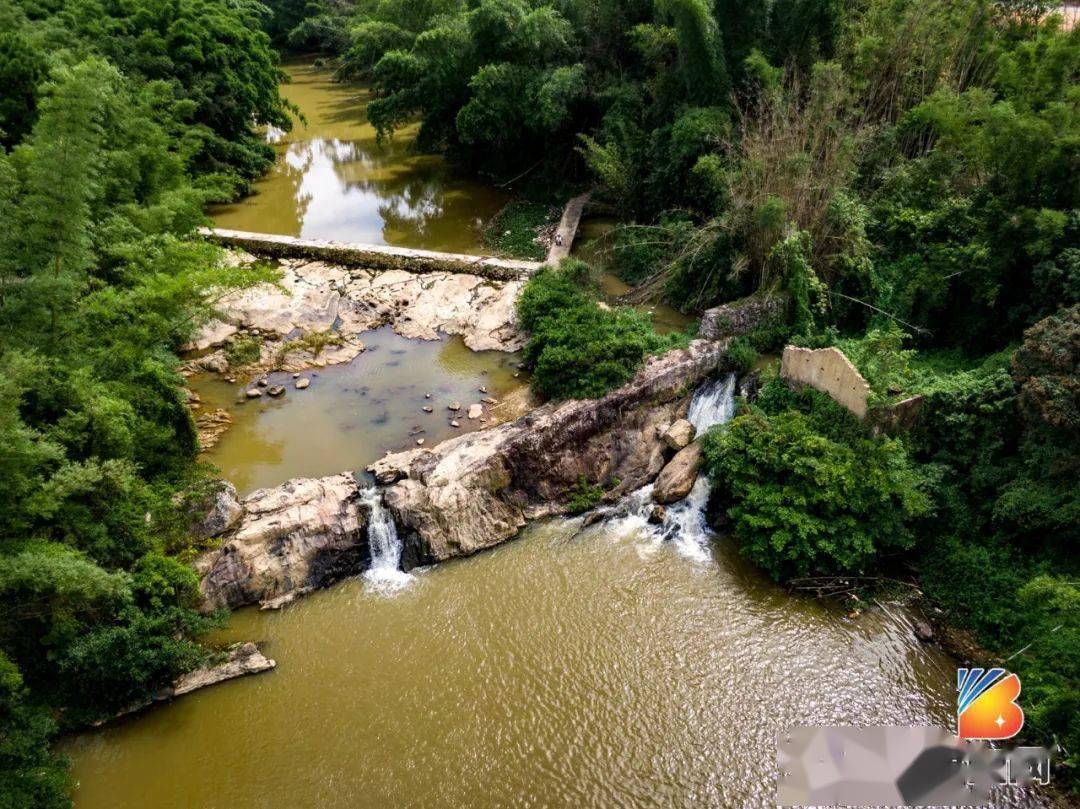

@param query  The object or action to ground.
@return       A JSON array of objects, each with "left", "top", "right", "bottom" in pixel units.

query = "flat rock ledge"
[
  {"left": 185, "top": 250, "right": 527, "bottom": 376},
  {"left": 93, "top": 642, "right": 274, "bottom": 726}
]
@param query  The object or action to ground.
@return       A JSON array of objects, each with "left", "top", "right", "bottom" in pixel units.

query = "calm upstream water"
[
  {"left": 189, "top": 328, "right": 526, "bottom": 495},
  {"left": 209, "top": 61, "right": 509, "bottom": 252},
  {"left": 62, "top": 61, "right": 1010, "bottom": 809}
]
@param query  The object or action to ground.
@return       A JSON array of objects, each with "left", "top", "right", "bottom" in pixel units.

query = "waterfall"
[
  {"left": 359, "top": 487, "right": 414, "bottom": 593},
  {"left": 604, "top": 372, "right": 738, "bottom": 561},
  {"left": 686, "top": 372, "right": 737, "bottom": 432}
]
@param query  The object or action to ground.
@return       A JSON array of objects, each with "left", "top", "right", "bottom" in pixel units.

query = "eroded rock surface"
[
  {"left": 370, "top": 340, "right": 729, "bottom": 564},
  {"left": 172, "top": 642, "right": 275, "bottom": 696},
  {"left": 190, "top": 255, "right": 524, "bottom": 374},
  {"left": 662, "top": 419, "right": 695, "bottom": 451},
  {"left": 94, "top": 642, "right": 275, "bottom": 726},
  {"left": 196, "top": 474, "right": 370, "bottom": 610}
]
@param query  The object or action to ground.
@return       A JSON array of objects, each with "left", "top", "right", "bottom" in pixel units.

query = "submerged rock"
[
  {"left": 295, "top": 377, "right": 310, "bottom": 389},
  {"left": 467, "top": 403, "right": 483, "bottom": 419}
]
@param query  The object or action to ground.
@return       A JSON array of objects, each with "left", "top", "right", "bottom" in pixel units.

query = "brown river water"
[
  {"left": 209, "top": 61, "right": 509, "bottom": 252},
  {"left": 61, "top": 62, "right": 1028, "bottom": 809}
]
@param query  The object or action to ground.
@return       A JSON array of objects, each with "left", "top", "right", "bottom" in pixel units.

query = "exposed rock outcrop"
[
  {"left": 93, "top": 642, "right": 275, "bottom": 726},
  {"left": 699, "top": 290, "right": 790, "bottom": 340},
  {"left": 196, "top": 408, "right": 233, "bottom": 451},
  {"left": 189, "top": 253, "right": 525, "bottom": 374},
  {"left": 172, "top": 642, "right": 275, "bottom": 696},
  {"left": 370, "top": 339, "right": 729, "bottom": 564},
  {"left": 653, "top": 442, "right": 704, "bottom": 504},
  {"left": 190, "top": 480, "right": 243, "bottom": 540},
  {"left": 196, "top": 474, "right": 370, "bottom": 610}
]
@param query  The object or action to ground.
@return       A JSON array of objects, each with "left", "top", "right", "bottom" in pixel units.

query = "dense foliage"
[
  {"left": 517, "top": 260, "right": 684, "bottom": 399},
  {"left": 0, "top": 1, "right": 285, "bottom": 804},
  {"left": 702, "top": 378, "right": 931, "bottom": 579}
]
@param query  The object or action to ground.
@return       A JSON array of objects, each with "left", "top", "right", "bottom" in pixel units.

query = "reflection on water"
[
  {"left": 64, "top": 518, "right": 960, "bottom": 808},
  {"left": 209, "top": 62, "right": 509, "bottom": 253},
  {"left": 190, "top": 328, "right": 526, "bottom": 495}
]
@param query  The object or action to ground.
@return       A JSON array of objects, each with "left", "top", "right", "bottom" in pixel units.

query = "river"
[
  {"left": 63, "top": 62, "right": 991, "bottom": 808},
  {"left": 208, "top": 61, "right": 509, "bottom": 253}
]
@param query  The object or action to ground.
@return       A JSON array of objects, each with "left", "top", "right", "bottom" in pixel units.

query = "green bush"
[
  {"left": 726, "top": 336, "right": 757, "bottom": 374},
  {"left": 484, "top": 201, "right": 558, "bottom": 260},
  {"left": 566, "top": 476, "right": 605, "bottom": 513},
  {"left": 517, "top": 260, "right": 685, "bottom": 399},
  {"left": 0, "top": 652, "right": 70, "bottom": 809},
  {"left": 701, "top": 388, "right": 932, "bottom": 580},
  {"left": 225, "top": 335, "right": 262, "bottom": 368}
]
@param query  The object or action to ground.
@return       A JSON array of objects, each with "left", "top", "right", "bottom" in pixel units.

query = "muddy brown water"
[
  {"left": 65, "top": 513, "right": 962, "bottom": 808},
  {"left": 60, "top": 62, "right": 1035, "bottom": 809},
  {"left": 209, "top": 61, "right": 509, "bottom": 253}
]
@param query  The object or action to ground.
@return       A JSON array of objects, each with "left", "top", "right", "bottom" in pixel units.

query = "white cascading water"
[
  {"left": 359, "top": 487, "right": 414, "bottom": 593},
  {"left": 686, "top": 372, "right": 737, "bottom": 432},
  {"left": 604, "top": 372, "right": 738, "bottom": 561}
]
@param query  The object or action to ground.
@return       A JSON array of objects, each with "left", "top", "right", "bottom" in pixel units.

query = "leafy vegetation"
[
  {"left": 566, "top": 475, "right": 606, "bottom": 513},
  {"left": 484, "top": 201, "right": 558, "bottom": 260},
  {"left": 0, "top": 0, "right": 286, "bottom": 803},
  {"left": 517, "top": 260, "right": 685, "bottom": 399},
  {"left": 702, "top": 378, "right": 932, "bottom": 580}
]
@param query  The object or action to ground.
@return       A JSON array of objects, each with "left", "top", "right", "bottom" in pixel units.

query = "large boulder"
[
  {"left": 653, "top": 442, "right": 704, "bottom": 504},
  {"left": 370, "top": 339, "right": 729, "bottom": 565},
  {"left": 662, "top": 419, "right": 696, "bottom": 451},
  {"left": 196, "top": 474, "right": 370, "bottom": 610},
  {"left": 699, "top": 291, "right": 790, "bottom": 340},
  {"left": 190, "top": 480, "right": 243, "bottom": 539}
]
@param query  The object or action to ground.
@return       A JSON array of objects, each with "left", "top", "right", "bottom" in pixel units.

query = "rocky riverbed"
[
  {"left": 185, "top": 251, "right": 525, "bottom": 376},
  {"left": 196, "top": 339, "right": 731, "bottom": 610}
]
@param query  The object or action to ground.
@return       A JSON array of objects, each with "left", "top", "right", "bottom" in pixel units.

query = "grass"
[{"left": 484, "top": 201, "right": 559, "bottom": 260}]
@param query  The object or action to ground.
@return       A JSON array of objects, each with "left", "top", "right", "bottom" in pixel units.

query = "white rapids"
[
  {"left": 359, "top": 486, "right": 414, "bottom": 593},
  {"left": 603, "top": 372, "right": 738, "bottom": 561}
]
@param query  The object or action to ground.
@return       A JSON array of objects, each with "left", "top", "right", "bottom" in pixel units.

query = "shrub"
[
  {"left": 517, "top": 260, "right": 685, "bottom": 399},
  {"left": 702, "top": 391, "right": 932, "bottom": 580},
  {"left": 225, "top": 335, "right": 262, "bottom": 367},
  {"left": 566, "top": 476, "right": 606, "bottom": 513},
  {"left": 483, "top": 201, "right": 558, "bottom": 260},
  {"left": 726, "top": 336, "right": 757, "bottom": 374}
]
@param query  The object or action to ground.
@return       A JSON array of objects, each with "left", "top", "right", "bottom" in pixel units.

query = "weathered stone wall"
[
  {"left": 780, "top": 345, "right": 870, "bottom": 419},
  {"left": 699, "top": 291, "right": 790, "bottom": 340},
  {"left": 200, "top": 227, "right": 541, "bottom": 281}
]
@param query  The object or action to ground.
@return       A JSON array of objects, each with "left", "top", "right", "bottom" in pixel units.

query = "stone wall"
[
  {"left": 780, "top": 345, "right": 870, "bottom": 419},
  {"left": 699, "top": 291, "right": 790, "bottom": 340},
  {"left": 200, "top": 228, "right": 541, "bottom": 281}
]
